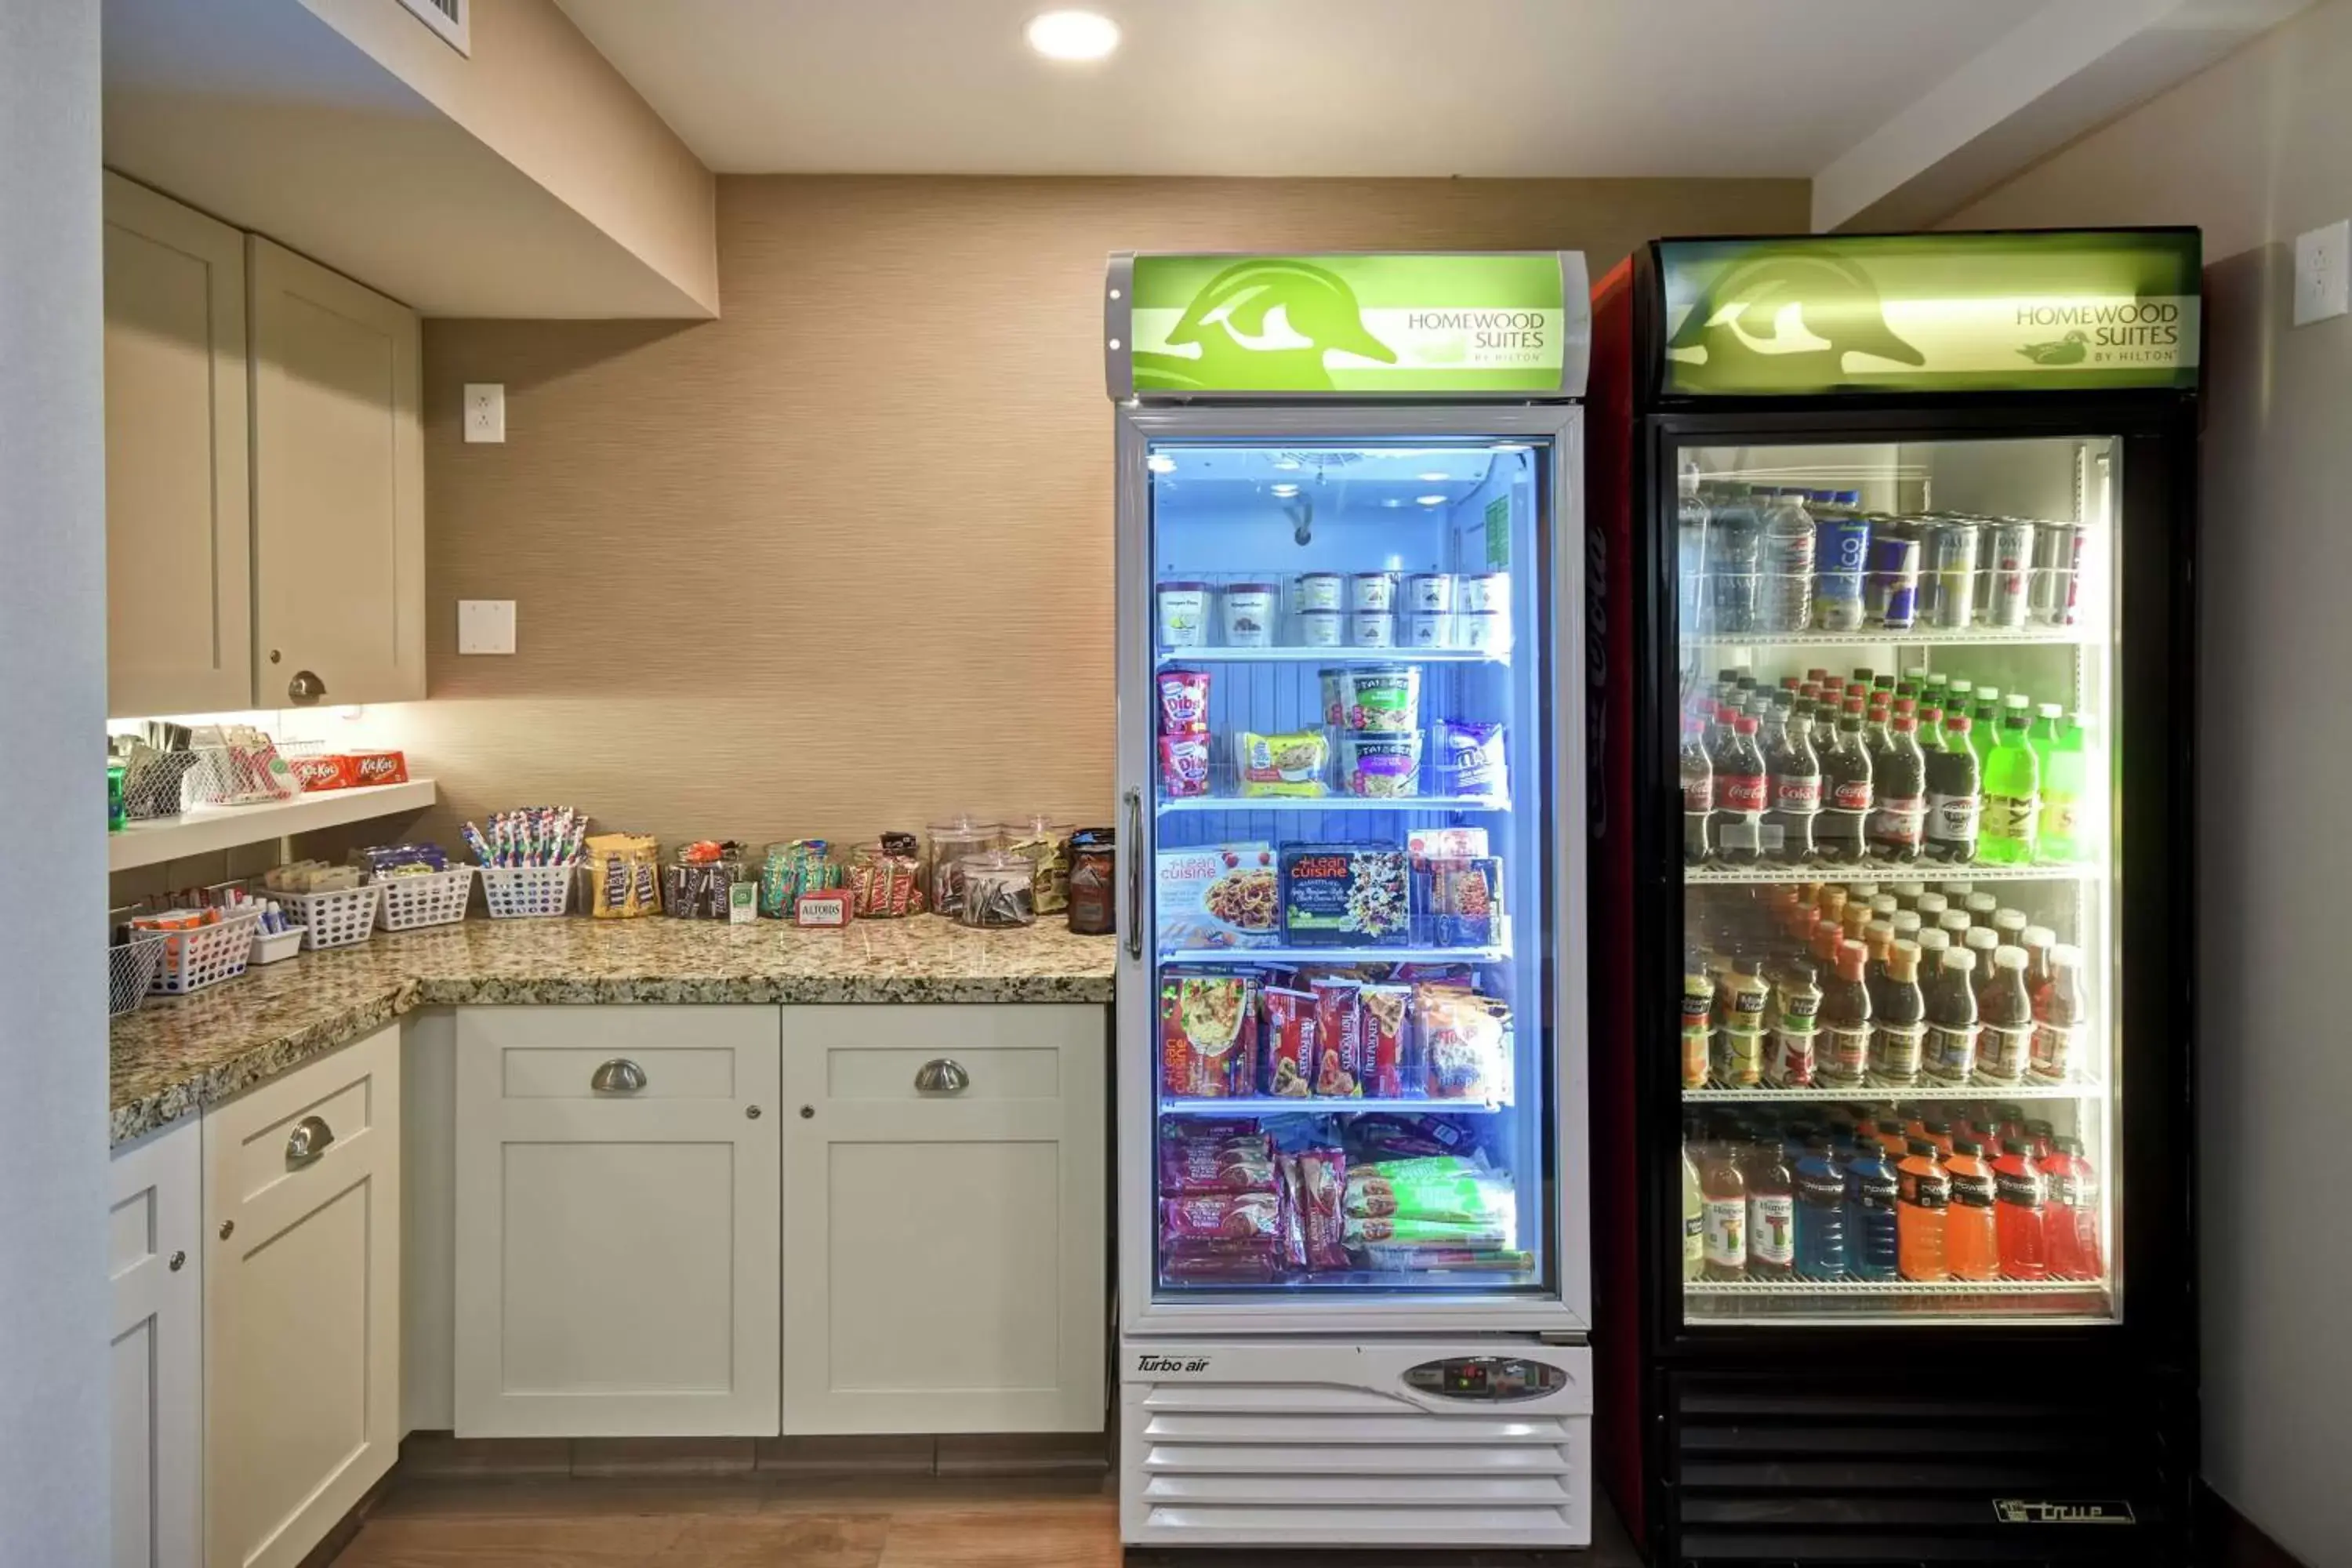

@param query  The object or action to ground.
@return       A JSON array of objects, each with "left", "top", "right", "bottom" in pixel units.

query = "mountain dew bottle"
[
  {"left": 2039, "top": 713, "right": 2091, "bottom": 863},
  {"left": 1979, "top": 705, "right": 2042, "bottom": 865}
]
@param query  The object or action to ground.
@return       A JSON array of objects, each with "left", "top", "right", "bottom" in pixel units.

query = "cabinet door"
[
  {"left": 205, "top": 1025, "right": 400, "bottom": 1568},
  {"left": 103, "top": 175, "right": 252, "bottom": 717},
  {"left": 248, "top": 238, "right": 423, "bottom": 707},
  {"left": 781, "top": 1004, "right": 1106, "bottom": 1435},
  {"left": 111, "top": 1120, "right": 202, "bottom": 1568},
  {"left": 454, "top": 1007, "right": 781, "bottom": 1437}
]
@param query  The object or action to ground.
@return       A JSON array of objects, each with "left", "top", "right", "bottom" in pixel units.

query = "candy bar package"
[
  {"left": 1159, "top": 1137, "right": 1279, "bottom": 1196},
  {"left": 1160, "top": 1191, "right": 1283, "bottom": 1245},
  {"left": 1308, "top": 977, "right": 1365, "bottom": 1098},
  {"left": 1158, "top": 974, "right": 1260, "bottom": 1098},
  {"left": 586, "top": 833, "right": 662, "bottom": 919},
  {"left": 1279, "top": 844, "right": 1409, "bottom": 947},
  {"left": 1259, "top": 985, "right": 1317, "bottom": 1098}
]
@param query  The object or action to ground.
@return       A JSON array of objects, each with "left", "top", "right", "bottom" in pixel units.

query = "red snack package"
[
  {"left": 345, "top": 750, "right": 409, "bottom": 786},
  {"left": 1155, "top": 668, "right": 1213, "bottom": 735},
  {"left": 1308, "top": 978, "right": 1364, "bottom": 1098},
  {"left": 1162, "top": 1117, "right": 1269, "bottom": 1148},
  {"left": 1290, "top": 1148, "right": 1349, "bottom": 1271},
  {"left": 1163, "top": 1248, "right": 1282, "bottom": 1283},
  {"left": 1160, "top": 1138, "right": 1278, "bottom": 1196},
  {"left": 1160, "top": 1191, "right": 1281, "bottom": 1245},
  {"left": 288, "top": 754, "right": 352, "bottom": 792},
  {"left": 1159, "top": 976, "right": 1258, "bottom": 1098},
  {"left": 1260, "top": 986, "right": 1317, "bottom": 1098},
  {"left": 1276, "top": 1155, "right": 1308, "bottom": 1273},
  {"left": 1359, "top": 982, "right": 1413, "bottom": 1098},
  {"left": 1158, "top": 735, "right": 1210, "bottom": 798}
]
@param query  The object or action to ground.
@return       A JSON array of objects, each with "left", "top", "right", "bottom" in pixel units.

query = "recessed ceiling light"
[
  {"left": 1025, "top": 9, "right": 1120, "bottom": 60},
  {"left": 1416, "top": 471, "right": 1450, "bottom": 483},
  {"left": 1269, "top": 483, "right": 1300, "bottom": 498},
  {"left": 1145, "top": 454, "right": 1176, "bottom": 474},
  {"left": 1416, "top": 495, "right": 1448, "bottom": 506}
]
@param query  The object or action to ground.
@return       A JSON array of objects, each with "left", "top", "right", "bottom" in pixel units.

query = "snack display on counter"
[
  {"left": 356, "top": 843, "right": 449, "bottom": 877},
  {"left": 925, "top": 815, "right": 1002, "bottom": 916},
  {"left": 759, "top": 840, "right": 841, "bottom": 919},
  {"left": 462, "top": 807, "right": 588, "bottom": 868},
  {"left": 1002, "top": 814, "right": 1075, "bottom": 914},
  {"left": 957, "top": 850, "right": 1039, "bottom": 928},
  {"left": 792, "top": 887, "right": 852, "bottom": 927},
  {"left": 263, "top": 859, "right": 364, "bottom": 894},
  {"left": 586, "top": 833, "right": 662, "bottom": 918},
  {"left": 848, "top": 833, "right": 926, "bottom": 918},
  {"left": 666, "top": 840, "right": 748, "bottom": 920},
  {"left": 1066, "top": 828, "right": 1116, "bottom": 935}
]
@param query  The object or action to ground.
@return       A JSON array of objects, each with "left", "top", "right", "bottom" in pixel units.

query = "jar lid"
[
  {"left": 1226, "top": 582, "right": 1278, "bottom": 593},
  {"left": 959, "top": 850, "right": 1029, "bottom": 872},
  {"left": 927, "top": 815, "right": 1000, "bottom": 834},
  {"left": 1351, "top": 570, "right": 1396, "bottom": 580}
]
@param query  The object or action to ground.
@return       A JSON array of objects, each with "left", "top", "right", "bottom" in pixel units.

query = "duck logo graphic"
[
  {"left": 1667, "top": 251, "right": 1925, "bottom": 390},
  {"left": 2019, "top": 328, "right": 2091, "bottom": 365},
  {"left": 1135, "top": 260, "right": 1396, "bottom": 393}
]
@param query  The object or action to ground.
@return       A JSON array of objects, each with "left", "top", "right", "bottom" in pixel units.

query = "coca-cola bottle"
[
  {"left": 1681, "top": 716, "right": 1713, "bottom": 866},
  {"left": 1711, "top": 717, "right": 1767, "bottom": 866},
  {"left": 1766, "top": 700, "right": 1822, "bottom": 866},
  {"left": 1816, "top": 698, "right": 1875, "bottom": 864},
  {"left": 1870, "top": 713, "right": 1926, "bottom": 862}
]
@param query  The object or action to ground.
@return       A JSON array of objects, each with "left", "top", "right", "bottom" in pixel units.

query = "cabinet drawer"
[
  {"left": 808, "top": 1004, "right": 1092, "bottom": 1105},
  {"left": 215, "top": 1046, "right": 387, "bottom": 1207},
  {"left": 827, "top": 1044, "right": 1062, "bottom": 1102},
  {"left": 501, "top": 1045, "right": 737, "bottom": 1101}
]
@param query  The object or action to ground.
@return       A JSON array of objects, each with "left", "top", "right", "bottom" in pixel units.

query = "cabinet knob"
[
  {"left": 217, "top": 1221, "right": 234, "bottom": 1241},
  {"left": 745, "top": 1105, "right": 762, "bottom": 1120},
  {"left": 285, "top": 1115, "right": 336, "bottom": 1166},
  {"left": 913, "top": 1058, "right": 970, "bottom": 1094},
  {"left": 799, "top": 1105, "right": 815, "bottom": 1120},
  {"left": 168, "top": 1250, "right": 186, "bottom": 1272},
  {"left": 591, "top": 1058, "right": 648, "bottom": 1094},
  {"left": 287, "top": 669, "right": 327, "bottom": 704}
]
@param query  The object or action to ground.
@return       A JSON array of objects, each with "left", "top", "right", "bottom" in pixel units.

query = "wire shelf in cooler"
[
  {"left": 1682, "top": 1276, "right": 2104, "bottom": 1298},
  {"left": 1683, "top": 624, "right": 2096, "bottom": 652},
  {"left": 1156, "top": 647, "right": 1508, "bottom": 666},
  {"left": 1160, "top": 943, "right": 1509, "bottom": 967},
  {"left": 1682, "top": 1080, "right": 2100, "bottom": 1105},
  {"left": 1158, "top": 793, "right": 1508, "bottom": 815},
  {"left": 1160, "top": 1095, "right": 1512, "bottom": 1116},
  {"left": 1684, "top": 861, "right": 2097, "bottom": 887}
]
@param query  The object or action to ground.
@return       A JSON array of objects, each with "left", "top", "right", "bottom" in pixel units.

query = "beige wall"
[
  {"left": 1947, "top": 7, "right": 2352, "bottom": 1562},
  {"left": 397, "top": 174, "right": 1804, "bottom": 849},
  {"left": 303, "top": 0, "right": 717, "bottom": 314}
]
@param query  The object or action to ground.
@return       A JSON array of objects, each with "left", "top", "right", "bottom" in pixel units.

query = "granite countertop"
[{"left": 111, "top": 917, "right": 1120, "bottom": 1146}]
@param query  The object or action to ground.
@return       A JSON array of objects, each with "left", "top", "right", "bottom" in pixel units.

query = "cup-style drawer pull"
[
  {"left": 913, "top": 1058, "right": 970, "bottom": 1094},
  {"left": 591, "top": 1058, "right": 648, "bottom": 1094},
  {"left": 285, "top": 1116, "right": 335, "bottom": 1167}
]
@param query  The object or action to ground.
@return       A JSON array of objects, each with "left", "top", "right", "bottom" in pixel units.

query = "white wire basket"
[
  {"left": 109, "top": 934, "right": 169, "bottom": 1016},
  {"left": 148, "top": 911, "right": 263, "bottom": 998},
  {"left": 480, "top": 864, "right": 576, "bottom": 919},
  {"left": 377, "top": 867, "right": 476, "bottom": 932},
  {"left": 275, "top": 884, "right": 383, "bottom": 951}
]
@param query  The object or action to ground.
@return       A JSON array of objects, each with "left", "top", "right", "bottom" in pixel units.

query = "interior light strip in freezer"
[
  {"left": 1156, "top": 794, "right": 1509, "bottom": 815},
  {"left": 1155, "top": 648, "right": 1508, "bottom": 666},
  {"left": 1159, "top": 944, "right": 1510, "bottom": 967},
  {"left": 1160, "top": 1096, "right": 1512, "bottom": 1116},
  {"left": 1682, "top": 1082, "right": 2100, "bottom": 1105},
  {"left": 1683, "top": 627, "right": 2099, "bottom": 652},
  {"left": 1685, "top": 862, "right": 2098, "bottom": 887},
  {"left": 1683, "top": 1277, "right": 2105, "bottom": 1298}
]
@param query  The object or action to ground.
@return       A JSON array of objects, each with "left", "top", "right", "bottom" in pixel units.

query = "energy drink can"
[
  {"left": 1922, "top": 520, "right": 1980, "bottom": 630},
  {"left": 2032, "top": 522, "right": 2084, "bottom": 626},
  {"left": 1984, "top": 520, "right": 2036, "bottom": 629},
  {"left": 1813, "top": 514, "right": 1872, "bottom": 631},
  {"left": 1864, "top": 524, "right": 1919, "bottom": 631}
]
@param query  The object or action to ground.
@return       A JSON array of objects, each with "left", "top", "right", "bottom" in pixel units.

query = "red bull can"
[{"left": 1864, "top": 523, "right": 1919, "bottom": 631}]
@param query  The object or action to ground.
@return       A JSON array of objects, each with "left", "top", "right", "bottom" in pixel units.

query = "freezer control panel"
[{"left": 1402, "top": 1356, "right": 1566, "bottom": 1402}]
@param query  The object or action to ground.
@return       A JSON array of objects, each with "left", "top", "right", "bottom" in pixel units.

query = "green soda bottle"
[
  {"left": 1979, "top": 704, "right": 2042, "bottom": 865},
  {"left": 1969, "top": 688, "right": 2002, "bottom": 768},
  {"left": 2039, "top": 713, "right": 2091, "bottom": 863}
]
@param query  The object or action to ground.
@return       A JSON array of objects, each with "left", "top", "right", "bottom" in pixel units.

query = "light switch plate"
[
  {"left": 2294, "top": 221, "right": 2349, "bottom": 325},
  {"left": 463, "top": 383, "right": 506, "bottom": 442},
  {"left": 457, "top": 599, "right": 516, "bottom": 655}
]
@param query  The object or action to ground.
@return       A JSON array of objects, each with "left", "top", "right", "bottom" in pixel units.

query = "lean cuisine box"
[{"left": 1278, "top": 844, "right": 1409, "bottom": 947}]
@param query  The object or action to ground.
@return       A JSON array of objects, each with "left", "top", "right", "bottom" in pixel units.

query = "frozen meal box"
[
  {"left": 1156, "top": 843, "right": 1277, "bottom": 949},
  {"left": 1279, "top": 844, "right": 1409, "bottom": 947}
]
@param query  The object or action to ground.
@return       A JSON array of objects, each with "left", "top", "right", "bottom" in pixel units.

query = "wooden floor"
[{"left": 332, "top": 1471, "right": 1644, "bottom": 1566}]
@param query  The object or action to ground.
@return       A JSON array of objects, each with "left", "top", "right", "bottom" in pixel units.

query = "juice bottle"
[
  {"left": 2029, "top": 943, "right": 2086, "bottom": 1083},
  {"left": 1943, "top": 1138, "right": 2001, "bottom": 1281},
  {"left": 1716, "top": 957, "right": 1769, "bottom": 1088},
  {"left": 1922, "top": 946, "right": 1980, "bottom": 1085},
  {"left": 1870, "top": 939, "right": 1926, "bottom": 1088},
  {"left": 2042, "top": 1134, "right": 2103, "bottom": 1281},
  {"left": 1681, "top": 950, "right": 1715, "bottom": 1090},
  {"left": 1976, "top": 946, "right": 2034, "bottom": 1087},
  {"left": 1743, "top": 1131, "right": 1796, "bottom": 1282},
  {"left": 1845, "top": 1139, "right": 1902, "bottom": 1280},
  {"left": 1896, "top": 1138, "right": 1950, "bottom": 1281},
  {"left": 1768, "top": 958, "right": 1821, "bottom": 1088},
  {"left": 1992, "top": 1138, "right": 2049, "bottom": 1280},
  {"left": 1793, "top": 1134, "right": 1849, "bottom": 1280},
  {"left": 1700, "top": 1131, "right": 1748, "bottom": 1281},
  {"left": 2025, "top": 1118, "right": 2057, "bottom": 1160},
  {"left": 1817, "top": 939, "right": 1873, "bottom": 1091},
  {"left": 1682, "top": 1134, "right": 1707, "bottom": 1281}
]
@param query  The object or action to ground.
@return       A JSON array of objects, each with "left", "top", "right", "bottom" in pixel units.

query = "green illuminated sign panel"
[
  {"left": 1657, "top": 230, "right": 2201, "bottom": 395},
  {"left": 1115, "top": 252, "right": 1588, "bottom": 397}
]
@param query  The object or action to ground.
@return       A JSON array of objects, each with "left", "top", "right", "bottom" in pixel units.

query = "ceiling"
[{"left": 557, "top": 0, "right": 2310, "bottom": 228}]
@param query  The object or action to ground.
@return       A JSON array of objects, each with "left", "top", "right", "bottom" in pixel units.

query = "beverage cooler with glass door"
[
  {"left": 1105, "top": 252, "right": 1595, "bottom": 1551},
  {"left": 1588, "top": 231, "right": 2200, "bottom": 1567}
]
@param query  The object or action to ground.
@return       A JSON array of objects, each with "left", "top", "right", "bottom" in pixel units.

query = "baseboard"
[
  {"left": 397, "top": 1428, "right": 1112, "bottom": 1482},
  {"left": 295, "top": 1467, "right": 394, "bottom": 1568},
  {"left": 2198, "top": 1481, "right": 2309, "bottom": 1568}
]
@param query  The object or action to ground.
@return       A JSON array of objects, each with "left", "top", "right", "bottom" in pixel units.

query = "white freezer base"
[{"left": 1119, "top": 1336, "right": 1592, "bottom": 1549}]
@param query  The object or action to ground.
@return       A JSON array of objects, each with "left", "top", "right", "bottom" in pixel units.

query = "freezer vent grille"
[
  {"left": 1128, "top": 1380, "right": 1582, "bottom": 1546},
  {"left": 1667, "top": 1370, "right": 2187, "bottom": 1567}
]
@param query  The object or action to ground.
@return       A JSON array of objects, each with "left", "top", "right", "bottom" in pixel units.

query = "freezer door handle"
[{"left": 1123, "top": 786, "right": 1143, "bottom": 960}]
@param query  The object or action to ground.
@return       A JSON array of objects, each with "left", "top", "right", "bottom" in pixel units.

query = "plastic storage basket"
[
  {"left": 250, "top": 925, "right": 304, "bottom": 965},
  {"left": 276, "top": 884, "right": 383, "bottom": 952},
  {"left": 150, "top": 911, "right": 263, "bottom": 998},
  {"left": 377, "top": 867, "right": 476, "bottom": 932},
  {"left": 109, "top": 934, "right": 168, "bottom": 1016},
  {"left": 480, "top": 864, "right": 575, "bottom": 919}
]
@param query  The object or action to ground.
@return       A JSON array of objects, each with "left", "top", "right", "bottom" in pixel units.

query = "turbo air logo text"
[{"left": 1136, "top": 1356, "right": 1210, "bottom": 1374}]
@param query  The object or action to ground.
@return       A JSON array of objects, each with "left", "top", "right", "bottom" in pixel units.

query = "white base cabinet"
[
  {"left": 780, "top": 1004, "right": 1106, "bottom": 1435},
  {"left": 454, "top": 1007, "right": 782, "bottom": 1437},
  {"left": 110, "top": 1120, "right": 203, "bottom": 1568},
  {"left": 204, "top": 1022, "right": 401, "bottom": 1568}
]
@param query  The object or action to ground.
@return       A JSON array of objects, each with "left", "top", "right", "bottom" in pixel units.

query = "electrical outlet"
[
  {"left": 2294, "top": 221, "right": 2349, "bottom": 325},
  {"left": 457, "top": 599, "right": 516, "bottom": 655},
  {"left": 463, "top": 383, "right": 506, "bottom": 443}
]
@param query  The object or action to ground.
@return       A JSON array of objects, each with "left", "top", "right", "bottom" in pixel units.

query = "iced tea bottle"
[
  {"left": 2029, "top": 943, "right": 2086, "bottom": 1083},
  {"left": 1716, "top": 957, "right": 1769, "bottom": 1088},
  {"left": 1896, "top": 1137, "right": 1950, "bottom": 1281},
  {"left": 1922, "top": 946, "right": 1980, "bottom": 1085},
  {"left": 1742, "top": 1131, "right": 1796, "bottom": 1282},
  {"left": 1817, "top": 939, "right": 1873, "bottom": 1091},
  {"left": 1769, "top": 958, "right": 1821, "bottom": 1088},
  {"left": 1681, "top": 949, "right": 1714, "bottom": 1090},
  {"left": 1992, "top": 1138, "right": 2049, "bottom": 1280},
  {"left": 1942, "top": 1138, "right": 2001, "bottom": 1281},
  {"left": 1700, "top": 1132, "right": 1748, "bottom": 1282},
  {"left": 1870, "top": 938, "right": 1926, "bottom": 1088},
  {"left": 1976, "top": 946, "right": 2034, "bottom": 1086}
]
